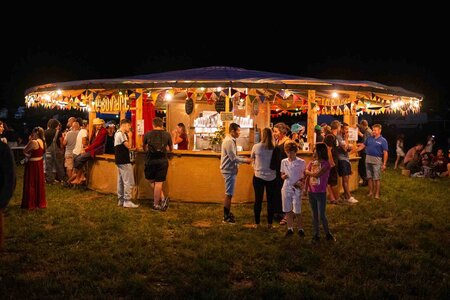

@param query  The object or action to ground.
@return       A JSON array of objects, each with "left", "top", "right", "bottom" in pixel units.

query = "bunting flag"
[
  {"left": 310, "top": 102, "right": 317, "bottom": 108},
  {"left": 135, "top": 92, "right": 141, "bottom": 99},
  {"left": 293, "top": 94, "right": 299, "bottom": 102},
  {"left": 187, "top": 91, "right": 194, "bottom": 98},
  {"left": 214, "top": 91, "right": 221, "bottom": 99},
  {"left": 231, "top": 89, "right": 239, "bottom": 97},
  {"left": 205, "top": 92, "right": 213, "bottom": 100},
  {"left": 249, "top": 95, "right": 256, "bottom": 102},
  {"left": 239, "top": 92, "right": 247, "bottom": 99},
  {"left": 278, "top": 90, "right": 285, "bottom": 99},
  {"left": 151, "top": 92, "right": 159, "bottom": 102},
  {"left": 259, "top": 95, "right": 266, "bottom": 103}
]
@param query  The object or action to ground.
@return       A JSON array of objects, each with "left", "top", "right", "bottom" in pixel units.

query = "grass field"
[{"left": 1, "top": 167, "right": 449, "bottom": 299}]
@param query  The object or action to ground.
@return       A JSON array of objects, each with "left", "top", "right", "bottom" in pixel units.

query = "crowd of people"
[{"left": 0, "top": 116, "right": 448, "bottom": 248}]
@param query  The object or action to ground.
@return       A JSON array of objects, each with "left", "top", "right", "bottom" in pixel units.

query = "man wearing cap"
[
  {"left": 72, "top": 118, "right": 107, "bottom": 185},
  {"left": 315, "top": 125, "right": 324, "bottom": 143}
]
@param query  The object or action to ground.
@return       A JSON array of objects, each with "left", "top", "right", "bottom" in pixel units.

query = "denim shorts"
[
  {"left": 222, "top": 173, "right": 237, "bottom": 196},
  {"left": 366, "top": 163, "right": 382, "bottom": 180}
]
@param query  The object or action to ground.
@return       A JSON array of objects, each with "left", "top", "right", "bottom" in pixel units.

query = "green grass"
[{"left": 1, "top": 167, "right": 449, "bottom": 299}]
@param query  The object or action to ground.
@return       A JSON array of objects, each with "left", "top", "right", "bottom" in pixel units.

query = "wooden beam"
[
  {"left": 135, "top": 88, "right": 143, "bottom": 150},
  {"left": 307, "top": 90, "right": 316, "bottom": 149}
]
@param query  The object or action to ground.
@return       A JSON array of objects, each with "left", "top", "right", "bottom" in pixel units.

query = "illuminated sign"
[{"left": 94, "top": 95, "right": 130, "bottom": 112}]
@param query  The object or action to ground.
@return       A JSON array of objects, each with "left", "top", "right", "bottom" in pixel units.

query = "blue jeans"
[
  {"left": 308, "top": 192, "right": 330, "bottom": 237},
  {"left": 117, "top": 164, "right": 135, "bottom": 201}
]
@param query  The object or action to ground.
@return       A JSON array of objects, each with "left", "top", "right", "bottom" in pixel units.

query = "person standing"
[
  {"left": 63, "top": 121, "right": 80, "bottom": 181},
  {"left": 305, "top": 143, "right": 335, "bottom": 242},
  {"left": 0, "top": 121, "right": 7, "bottom": 144},
  {"left": 394, "top": 134, "right": 405, "bottom": 169},
  {"left": 143, "top": 117, "right": 173, "bottom": 211},
  {"left": 171, "top": 123, "right": 189, "bottom": 150},
  {"left": 357, "top": 120, "right": 372, "bottom": 185},
  {"left": 220, "top": 123, "right": 251, "bottom": 223},
  {"left": 337, "top": 122, "right": 358, "bottom": 203},
  {"left": 104, "top": 123, "right": 116, "bottom": 154},
  {"left": 280, "top": 142, "right": 306, "bottom": 237},
  {"left": 324, "top": 121, "right": 341, "bottom": 204},
  {"left": 0, "top": 141, "right": 16, "bottom": 249},
  {"left": 355, "top": 124, "right": 388, "bottom": 199},
  {"left": 44, "top": 119, "right": 65, "bottom": 183},
  {"left": 251, "top": 128, "right": 276, "bottom": 228},
  {"left": 21, "top": 127, "right": 46, "bottom": 210},
  {"left": 271, "top": 122, "right": 291, "bottom": 224},
  {"left": 115, "top": 119, "right": 139, "bottom": 208}
]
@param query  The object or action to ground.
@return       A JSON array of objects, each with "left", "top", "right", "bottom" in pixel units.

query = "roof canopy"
[{"left": 25, "top": 66, "right": 423, "bottom": 98}]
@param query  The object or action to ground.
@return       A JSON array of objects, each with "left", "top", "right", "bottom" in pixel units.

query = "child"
[
  {"left": 280, "top": 141, "right": 306, "bottom": 237},
  {"left": 305, "top": 143, "right": 335, "bottom": 242},
  {"left": 395, "top": 134, "right": 405, "bottom": 169}
]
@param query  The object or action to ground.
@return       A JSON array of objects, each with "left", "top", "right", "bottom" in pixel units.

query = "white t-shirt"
[
  {"left": 72, "top": 128, "right": 88, "bottom": 155},
  {"left": 281, "top": 157, "right": 306, "bottom": 189}
]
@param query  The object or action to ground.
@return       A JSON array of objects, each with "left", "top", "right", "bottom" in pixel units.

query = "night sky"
[{"left": 1, "top": 14, "right": 448, "bottom": 114}]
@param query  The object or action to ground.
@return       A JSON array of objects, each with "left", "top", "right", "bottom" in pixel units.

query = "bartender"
[{"left": 171, "top": 123, "right": 189, "bottom": 150}]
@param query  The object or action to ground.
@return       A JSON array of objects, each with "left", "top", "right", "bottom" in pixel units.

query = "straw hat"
[{"left": 92, "top": 118, "right": 105, "bottom": 125}]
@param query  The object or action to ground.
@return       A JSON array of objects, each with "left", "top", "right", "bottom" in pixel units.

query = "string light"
[{"left": 331, "top": 92, "right": 339, "bottom": 98}]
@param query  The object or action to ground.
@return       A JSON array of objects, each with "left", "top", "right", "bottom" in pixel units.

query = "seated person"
[
  {"left": 412, "top": 153, "right": 435, "bottom": 178},
  {"left": 71, "top": 118, "right": 107, "bottom": 185},
  {"left": 432, "top": 149, "right": 449, "bottom": 177},
  {"left": 404, "top": 143, "right": 424, "bottom": 174}
]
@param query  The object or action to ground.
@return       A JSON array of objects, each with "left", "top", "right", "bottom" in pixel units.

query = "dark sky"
[{"left": 1, "top": 13, "right": 448, "bottom": 113}]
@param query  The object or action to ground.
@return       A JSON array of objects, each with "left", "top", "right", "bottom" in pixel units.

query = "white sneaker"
[
  {"left": 347, "top": 197, "right": 359, "bottom": 203},
  {"left": 117, "top": 200, "right": 124, "bottom": 207},
  {"left": 123, "top": 201, "right": 139, "bottom": 208}
]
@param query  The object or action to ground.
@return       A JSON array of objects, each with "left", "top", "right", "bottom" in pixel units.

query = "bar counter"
[{"left": 88, "top": 150, "right": 360, "bottom": 203}]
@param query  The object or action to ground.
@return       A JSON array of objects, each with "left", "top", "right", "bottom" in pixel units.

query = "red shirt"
[
  {"left": 85, "top": 127, "right": 107, "bottom": 157},
  {"left": 177, "top": 133, "right": 189, "bottom": 150}
]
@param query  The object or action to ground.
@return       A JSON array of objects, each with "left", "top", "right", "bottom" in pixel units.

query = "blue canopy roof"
[{"left": 25, "top": 66, "right": 423, "bottom": 98}]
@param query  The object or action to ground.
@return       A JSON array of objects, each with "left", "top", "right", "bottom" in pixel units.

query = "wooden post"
[
  {"left": 344, "top": 93, "right": 358, "bottom": 153},
  {"left": 225, "top": 88, "right": 231, "bottom": 134},
  {"left": 307, "top": 90, "right": 317, "bottom": 148},
  {"left": 88, "top": 110, "right": 96, "bottom": 138},
  {"left": 135, "top": 88, "right": 143, "bottom": 150}
]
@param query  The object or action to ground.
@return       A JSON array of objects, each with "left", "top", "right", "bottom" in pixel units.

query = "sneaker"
[
  {"left": 326, "top": 233, "right": 336, "bottom": 242},
  {"left": 347, "top": 197, "right": 359, "bottom": 204},
  {"left": 152, "top": 204, "right": 161, "bottom": 211},
  {"left": 285, "top": 229, "right": 294, "bottom": 237},
  {"left": 117, "top": 200, "right": 124, "bottom": 207},
  {"left": 312, "top": 235, "right": 320, "bottom": 243},
  {"left": 161, "top": 196, "right": 170, "bottom": 211},
  {"left": 123, "top": 201, "right": 139, "bottom": 208},
  {"left": 298, "top": 229, "right": 305, "bottom": 237},
  {"left": 223, "top": 213, "right": 236, "bottom": 223}
]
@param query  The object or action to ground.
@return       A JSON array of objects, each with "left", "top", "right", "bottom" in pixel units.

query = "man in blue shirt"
[{"left": 355, "top": 124, "right": 388, "bottom": 200}]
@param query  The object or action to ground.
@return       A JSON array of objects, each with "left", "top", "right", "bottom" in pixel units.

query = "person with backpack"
[{"left": 143, "top": 117, "right": 173, "bottom": 211}]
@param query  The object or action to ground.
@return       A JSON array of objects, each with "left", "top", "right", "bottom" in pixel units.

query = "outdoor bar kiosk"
[{"left": 24, "top": 67, "right": 422, "bottom": 203}]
